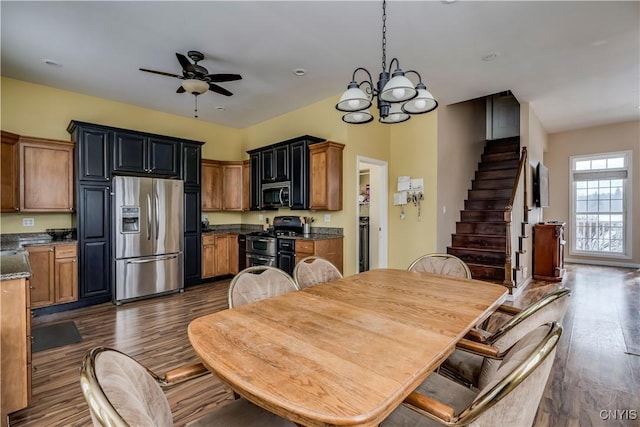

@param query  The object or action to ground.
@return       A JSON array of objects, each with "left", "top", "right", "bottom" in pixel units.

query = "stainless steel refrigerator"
[{"left": 113, "top": 176, "right": 184, "bottom": 303}]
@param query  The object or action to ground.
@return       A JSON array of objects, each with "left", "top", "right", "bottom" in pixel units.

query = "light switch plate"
[
  {"left": 22, "top": 218, "right": 35, "bottom": 227},
  {"left": 323, "top": 214, "right": 331, "bottom": 222}
]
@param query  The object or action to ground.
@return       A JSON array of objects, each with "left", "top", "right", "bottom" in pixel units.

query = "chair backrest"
[
  {"left": 456, "top": 322, "right": 562, "bottom": 426},
  {"left": 477, "top": 288, "right": 570, "bottom": 388},
  {"left": 228, "top": 266, "right": 299, "bottom": 308},
  {"left": 293, "top": 256, "right": 343, "bottom": 289},
  {"left": 80, "top": 347, "right": 173, "bottom": 427},
  {"left": 407, "top": 253, "right": 472, "bottom": 278}
]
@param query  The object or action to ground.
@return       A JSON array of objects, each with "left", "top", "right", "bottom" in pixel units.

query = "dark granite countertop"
[
  {"left": 0, "top": 232, "right": 77, "bottom": 280},
  {"left": 202, "top": 224, "right": 343, "bottom": 240},
  {"left": 0, "top": 251, "right": 31, "bottom": 280}
]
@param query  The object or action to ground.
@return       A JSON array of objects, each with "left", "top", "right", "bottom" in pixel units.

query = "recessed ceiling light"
[
  {"left": 293, "top": 68, "right": 306, "bottom": 76},
  {"left": 441, "top": 0, "right": 457, "bottom": 3},
  {"left": 215, "top": 106, "right": 225, "bottom": 111},
  {"left": 591, "top": 40, "right": 607, "bottom": 47},
  {"left": 42, "top": 59, "right": 62, "bottom": 67},
  {"left": 482, "top": 52, "right": 500, "bottom": 62}
]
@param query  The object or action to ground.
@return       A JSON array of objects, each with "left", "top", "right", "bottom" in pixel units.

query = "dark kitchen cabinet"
[
  {"left": 249, "top": 153, "right": 260, "bottom": 210},
  {"left": 184, "top": 187, "right": 202, "bottom": 285},
  {"left": 113, "top": 132, "right": 179, "bottom": 177},
  {"left": 77, "top": 184, "right": 112, "bottom": 302},
  {"left": 76, "top": 127, "right": 111, "bottom": 182},
  {"left": 182, "top": 142, "right": 201, "bottom": 186},
  {"left": 260, "top": 145, "right": 289, "bottom": 183},
  {"left": 290, "top": 139, "right": 310, "bottom": 210}
]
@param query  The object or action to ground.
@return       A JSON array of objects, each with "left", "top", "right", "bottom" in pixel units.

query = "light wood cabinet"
[
  {"left": 0, "top": 278, "right": 31, "bottom": 425},
  {"left": 295, "top": 237, "right": 344, "bottom": 273},
  {"left": 309, "top": 141, "right": 344, "bottom": 211},
  {"left": 201, "top": 159, "right": 223, "bottom": 211},
  {"left": 202, "top": 233, "right": 239, "bottom": 278},
  {"left": 27, "top": 244, "right": 78, "bottom": 308},
  {"left": 1, "top": 131, "right": 20, "bottom": 212},
  {"left": 533, "top": 222, "right": 565, "bottom": 281},
  {"left": 202, "top": 159, "right": 249, "bottom": 212},
  {"left": 19, "top": 137, "right": 74, "bottom": 212}
]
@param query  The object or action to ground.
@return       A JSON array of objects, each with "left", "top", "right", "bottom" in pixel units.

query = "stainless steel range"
[{"left": 245, "top": 216, "right": 304, "bottom": 273}]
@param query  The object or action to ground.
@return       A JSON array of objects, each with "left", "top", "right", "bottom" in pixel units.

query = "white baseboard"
[
  {"left": 565, "top": 258, "right": 640, "bottom": 269},
  {"left": 507, "top": 276, "right": 532, "bottom": 302}
]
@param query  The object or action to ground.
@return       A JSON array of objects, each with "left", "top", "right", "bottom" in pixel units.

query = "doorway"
[{"left": 356, "top": 156, "right": 388, "bottom": 272}]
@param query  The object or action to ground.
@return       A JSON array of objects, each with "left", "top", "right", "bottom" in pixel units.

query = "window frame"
[{"left": 569, "top": 150, "right": 632, "bottom": 259}]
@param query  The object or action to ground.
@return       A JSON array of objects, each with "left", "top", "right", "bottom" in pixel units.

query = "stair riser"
[
  {"left": 456, "top": 222, "right": 507, "bottom": 235},
  {"left": 467, "top": 189, "right": 512, "bottom": 200},
  {"left": 469, "top": 265, "right": 506, "bottom": 281},
  {"left": 472, "top": 178, "right": 515, "bottom": 190},
  {"left": 478, "top": 160, "right": 520, "bottom": 171},
  {"left": 465, "top": 199, "right": 509, "bottom": 210},
  {"left": 452, "top": 235, "right": 506, "bottom": 249},
  {"left": 460, "top": 211, "right": 505, "bottom": 222},
  {"left": 484, "top": 143, "right": 520, "bottom": 155},
  {"left": 481, "top": 152, "right": 520, "bottom": 163},
  {"left": 447, "top": 247, "right": 506, "bottom": 265},
  {"left": 475, "top": 169, "right": 518, "bottom": 180}
]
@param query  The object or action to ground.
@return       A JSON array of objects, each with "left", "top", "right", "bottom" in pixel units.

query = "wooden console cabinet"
[{"left": 533, "top": 222, "right": 565, "bottom": 281}]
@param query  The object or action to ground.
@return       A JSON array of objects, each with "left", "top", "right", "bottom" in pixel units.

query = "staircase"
[{"left": 447, "top": 137, "right": 526, "bottom": 290}]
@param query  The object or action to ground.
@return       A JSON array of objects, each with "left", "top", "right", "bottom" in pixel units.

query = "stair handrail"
[
  {"left": 506, "top": 146, "right": 528, "bottom": 212},
  {"left": 503, "top": 146, "right": 528, "bottom": 287}
]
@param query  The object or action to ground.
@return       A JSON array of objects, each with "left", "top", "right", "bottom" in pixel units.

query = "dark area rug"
[{"left": 32, "top": 321, "right": 82, "bottom": 353}]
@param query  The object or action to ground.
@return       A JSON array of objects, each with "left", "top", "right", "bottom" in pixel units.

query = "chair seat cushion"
[
  {"left": 440, "top": 349, "right": 484, "bottom": 387},
  {"left": 187, "top": 398, "right": 296, "bottom": 427},
  {"left": 381, "top": 372, "right": 477, "bottom": 427}
]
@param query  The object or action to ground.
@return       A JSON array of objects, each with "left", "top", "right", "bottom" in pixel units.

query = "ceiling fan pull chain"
[{"left": 194, "top": 94, "right": 199, "bottom": 118}]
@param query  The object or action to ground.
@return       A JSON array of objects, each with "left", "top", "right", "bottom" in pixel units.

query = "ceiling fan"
[{"left": 140, "top": 50, "right": 242, "bottom": 117}]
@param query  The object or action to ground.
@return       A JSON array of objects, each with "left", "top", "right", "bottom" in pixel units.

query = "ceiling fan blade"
[
  {"left": 176, "top": 85, "right": 185, "bottom": 94},
  {"left": 208, "top": 83, "right": 233, "bottom": 96},
  {"left": 139, "top": 68, "right": 182, "bottom": 79},
  {"left": 176, "top": 53, "right": 196, "bottom": 73},
  {"left": 206, "top": 73, "right": 242, "bottom": 83}
]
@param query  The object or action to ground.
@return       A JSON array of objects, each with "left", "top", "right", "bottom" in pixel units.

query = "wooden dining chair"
[
  {"left": 407, "top": 253, "right": 472, "bottom": 278},
  {"left": 79, "top": 347, "right": 296, "bottom": 427},
  {"left": 228, "top": 266, "right": 299, "bottom": 308},
  {"left": 440, "top": 288, "right": 571, "bottom": 389},
  {"left": 382, "top": 322, "right": 562, "bottom": 427},
  {"left": 292, "top": 256, "right": 343, "bottom": 289}
]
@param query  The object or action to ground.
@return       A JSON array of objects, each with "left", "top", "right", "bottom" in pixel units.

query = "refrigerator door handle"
[
  {"left": 146, "top": 194, "right": 152, "bottom": 240},
  {"left": 155, "top": 190, "right": 160, "bottom": 240},
  {"left": 126, "top": 254, "right": 179, "bottom": 264}
]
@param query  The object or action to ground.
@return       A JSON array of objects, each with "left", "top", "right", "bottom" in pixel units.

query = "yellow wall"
[
  {"left": 546, "top": 120, "right": 640, "bottom": 266},
  {"left": 388, "top": 113, "right": 439, "bottom": 268},
  {"left": 1, "top": 77, "right": 440, "bottom": 276},
  {"left": 1, "top": 77, "right": 243, "bottom": 232}
]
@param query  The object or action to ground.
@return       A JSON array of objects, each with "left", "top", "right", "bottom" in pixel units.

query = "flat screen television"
[{"left": 534, "top": 162, "right": 549, "bottom": 208}]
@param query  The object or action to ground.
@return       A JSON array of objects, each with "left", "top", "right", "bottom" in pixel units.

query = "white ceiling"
[{"left": 1, "top": 1, "right": 639, "bottom": 133}]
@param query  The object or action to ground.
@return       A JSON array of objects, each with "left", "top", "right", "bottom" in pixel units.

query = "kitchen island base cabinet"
[
  {"left": 0, "top": 278, "right": 31, "bottom": 426},
  {"left": 295, "top": 237, "right": 343, "bottom": 274}
]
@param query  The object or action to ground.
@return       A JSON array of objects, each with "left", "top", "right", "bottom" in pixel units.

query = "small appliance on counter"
[{"left": 46, "top": 228, "right": 75, "bottom": 241}]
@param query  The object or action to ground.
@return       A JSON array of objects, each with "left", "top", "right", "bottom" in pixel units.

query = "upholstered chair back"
[
  {"left": 81, "top": 348, "right": 172, "bottom": 426},
  {"left": 477, "top": 288, "right": 570, "bottom": 388},
  {"left": 228, "top": 266, "right": 299, "bottom": 308},
  {"left": 407, "top": 254, "right": 472, "bottom": 278},
  {"left": 293, "top": 256, "right": 343, "bottom": 289}
]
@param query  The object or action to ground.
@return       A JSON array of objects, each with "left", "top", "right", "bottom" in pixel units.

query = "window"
[{"left": 570, "top": 151, "right": 631, "bottom": 258}]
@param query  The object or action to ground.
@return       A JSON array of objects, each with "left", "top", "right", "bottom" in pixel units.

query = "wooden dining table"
[{"left": 188, "top": 269, "right": 507, "bottom": 427}]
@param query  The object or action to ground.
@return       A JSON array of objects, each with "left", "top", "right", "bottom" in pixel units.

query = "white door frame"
[{"left": 356, "top": 156, "right": 388, "bottom": 272}]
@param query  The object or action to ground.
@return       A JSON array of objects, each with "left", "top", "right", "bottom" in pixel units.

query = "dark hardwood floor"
[{"left": 8, "top": 264, "right": 640, "bottom": 426}]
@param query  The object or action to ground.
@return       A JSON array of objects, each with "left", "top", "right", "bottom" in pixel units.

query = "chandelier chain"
[{"left": 381, "top": 0, "right": 387, "bottom": 71}]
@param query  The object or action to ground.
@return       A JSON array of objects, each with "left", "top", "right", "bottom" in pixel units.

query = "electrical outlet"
[
  {"left": 522, "top": 267, "right": 528, "bottom": 277},
  {"left": 323, "top": 214, "right": 331, "bottom": 222},
  {"left": 22, "top": 218, "right": 35, "bottom": 227},
  {"left": 258, "top": 214, "right": 264, "bottom": 221}
]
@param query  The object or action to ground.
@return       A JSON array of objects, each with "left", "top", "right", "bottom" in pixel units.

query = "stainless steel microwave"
[{"left": 261, "top": 182, "right": 291, "bottom": 209}]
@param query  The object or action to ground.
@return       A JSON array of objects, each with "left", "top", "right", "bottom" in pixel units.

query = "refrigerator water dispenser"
[{"left": 121, "top": 206, "right": 140, "bottom": 233}]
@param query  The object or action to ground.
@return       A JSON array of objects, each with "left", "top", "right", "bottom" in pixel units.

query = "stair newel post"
[{"left": 503, "top": 208, "right": 513, "bottom": 286}]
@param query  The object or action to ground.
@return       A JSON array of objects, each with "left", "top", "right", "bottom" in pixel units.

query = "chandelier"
[{"left": 336, "top": 0, "right": 438, "bottom": 124}]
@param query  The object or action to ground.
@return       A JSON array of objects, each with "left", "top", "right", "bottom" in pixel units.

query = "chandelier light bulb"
[
  {"left": 352, "top": 112, "right": 364, "bottom": 122},
  {"left": 413, "top": 99, "right": 427, "bottom": 110},
  {"left": 392, "top": 88, "right": 406, "bottom": 99},
  {"left": 348, "top": 99, "right": 361, "bottom": 109}
]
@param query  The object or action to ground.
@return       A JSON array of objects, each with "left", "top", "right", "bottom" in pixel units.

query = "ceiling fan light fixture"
[{"left": 182, "top": 79, "right": 209, "bottom": 95}]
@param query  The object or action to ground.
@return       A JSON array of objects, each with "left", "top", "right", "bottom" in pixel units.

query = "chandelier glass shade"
[
  {"left": 182, "top": 79, "right": 209, "bottom": 95},
  {"left": 336, "top": 0, "right": 438, "bottom": 124}
]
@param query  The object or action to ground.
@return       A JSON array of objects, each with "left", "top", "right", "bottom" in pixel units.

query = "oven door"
[
  {"left": 246, "top": 237, "right": 277, "bottom": 257},
  {"left": 246, "top": 253, "right": 277, "bottom": 268}
]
